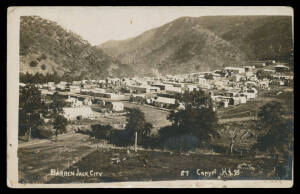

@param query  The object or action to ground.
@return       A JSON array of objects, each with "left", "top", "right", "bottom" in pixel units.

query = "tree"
[
  {"left": 50, "top": 92, "right": 68, "bottom": 140},
  {"left": 254, "top": 102, "right": 293, "bottom": 172},
  {"left": 50, "top": 92, "right": 66, "bottom": 115},
  {"left": 256, "top": 101, "right": 286, "bottom": 130},
  {"left": 125, "top": 108, "right": 153, "bottom": 143},
  {"left": 53, "top": 114, "right": 68, "bottom": 138},
  {"left": 41, "top": 64, "right": 47, "bottom": 70},
  {"left": 90, "top": 124, "right": 112, "bottom": 139},
  {"left": 166, "top": 90, "right": 218, "bottom": 143},
  {"left": 29, "top": 60, "right": 38, "bottom": 67},
  {"left": 19, "top": 85, "right": 48, "bottom": 140}
]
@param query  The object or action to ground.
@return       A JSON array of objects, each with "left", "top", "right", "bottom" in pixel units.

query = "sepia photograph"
[{"left": 7, "top": 6, "right": 294, "bottom": 188}]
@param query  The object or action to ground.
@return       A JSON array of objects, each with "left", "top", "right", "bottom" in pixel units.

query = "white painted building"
[{"left": 62, "top": 106, "right": 94, "bottom": 120}]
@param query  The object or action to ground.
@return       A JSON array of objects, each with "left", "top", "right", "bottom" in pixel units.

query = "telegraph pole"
[
  {"left": 28, "top": 113, "right": 31, "bottom": 142},
  {"left": 134, "top": 132, "right": 137, "bottom": 152},
  {"left": 28, "top": 126, "right": 31, "bottom": 142}
]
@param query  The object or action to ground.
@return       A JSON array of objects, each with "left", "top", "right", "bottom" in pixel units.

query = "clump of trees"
[
  {"left": 90, "top": 124, "right": 112, "bottom": 139},
  {"left": 160, "top": 90, "right": 219, "bottom": 149},
  {"left": 19, "top": 72, "right": 87, "bottom": 84},
  {"left": 87, "top": 108, "right": 153, "bottom": 148},
  {"left": 53, "top": 115, "right": 68, "bottom": 138},
  {"left": 19, "top": 85, "right": 47, "bottom": 139},
  {"left": 19, "top": 86, "right": 69, "bottom": 141},
  {"left": 124, "top": 108, "right": 153, "bottom": 145},
  {"left": 51, "top": 92, "right": 68, "bottom": 139},
  {"left": 20, "top": 72, "right": 61, "bottom": 84},
  {"left": 253, "top": 101, "right": 293, "bottom": 177}
]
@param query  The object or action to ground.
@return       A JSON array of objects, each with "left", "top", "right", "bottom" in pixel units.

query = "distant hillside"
[
  {"left": 99, "top": 16, "right": 293, "bottom": 76},
  {"left": 20, "top": 16, "right": 135, "bottom": 79}
]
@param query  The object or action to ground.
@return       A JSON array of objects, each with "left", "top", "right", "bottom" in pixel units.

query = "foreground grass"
[
  {"left": 47, "top": 148, "right": 291, "bottom": 183},
  {"left": 18, "top": 133, "right": 96, "bottom": 184}
]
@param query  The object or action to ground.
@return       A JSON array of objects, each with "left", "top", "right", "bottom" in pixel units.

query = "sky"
[{"left": 14, "top": 6, "right": 293, "bottom": 45}]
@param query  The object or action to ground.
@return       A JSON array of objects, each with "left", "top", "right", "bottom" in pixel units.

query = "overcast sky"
[{"left": 14, "top": 6, "right": 293, "bottom": 45}]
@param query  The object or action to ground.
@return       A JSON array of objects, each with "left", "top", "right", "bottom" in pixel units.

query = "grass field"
[
  {"left": 18, "top": 133, "right": 96, "bottom": 183},
  {"left": 18, "top": 121, "right": 292, "bottom": 184},
  {"left": 47, "top": 148, "right": 290, "bottom": 183}
]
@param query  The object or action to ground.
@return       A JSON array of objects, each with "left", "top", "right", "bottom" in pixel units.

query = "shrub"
[
  {"left": 29, "top": 60, "right": 38, "bottom": 67},
  {"left": 163, "top": 135, "right": 199, "bottom": 151},
  {"left": 41, "top": 64, "right": 47, "bottom": 70},
  {"left": 34, "top": 125, "right": 54, "bottom": 139},
  {"left": 90, "top": 124, "right": 112, "bottom": 139}
]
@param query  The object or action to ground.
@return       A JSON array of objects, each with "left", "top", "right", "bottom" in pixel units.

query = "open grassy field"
[
  {"left": 18, "top": 133, "right": 97, "bottom": 183},
  {"left": 18, "top": 121, "right": 292, "bottom": 184},
  {"left": 47, "top": 148, "right": 290, "bottom": 183}
]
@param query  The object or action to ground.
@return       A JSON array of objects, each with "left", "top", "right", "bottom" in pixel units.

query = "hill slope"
[
  {"left": 99, "top": 16, "right": 293, "bottom": 76},
  {"left": 20, "top": 16, "right": 135, "bottom": 79}
]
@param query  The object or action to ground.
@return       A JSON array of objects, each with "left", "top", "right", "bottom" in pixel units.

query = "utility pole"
[
  {"left": 134, "top": 132, "right": 137, "bottom": 152},
  {"left": 28, "top": 126, "right": 31, "bottom": 142},
  {"left": 28, "top": 113, "right": 31, "bottom": 142}
]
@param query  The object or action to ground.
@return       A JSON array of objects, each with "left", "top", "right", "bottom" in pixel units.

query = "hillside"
[
  {"left": 20, "top": 16, "right": 135, "bottom": 79},
  {"left": 99, "top": 16, "right": 293, "bottom": 76}
]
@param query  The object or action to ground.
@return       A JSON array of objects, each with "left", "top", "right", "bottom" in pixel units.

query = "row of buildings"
[{"left": 20, "top": 61, "right": 293, "bottom": 120}]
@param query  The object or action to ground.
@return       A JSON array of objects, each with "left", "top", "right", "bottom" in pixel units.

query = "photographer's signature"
[{"left": 181, "top": 168, "right": 240, "bottom": 178}]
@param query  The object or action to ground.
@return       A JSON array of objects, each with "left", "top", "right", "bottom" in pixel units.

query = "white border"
[{"left": 7, "top": 6, "right": 294, "bottom": 188}]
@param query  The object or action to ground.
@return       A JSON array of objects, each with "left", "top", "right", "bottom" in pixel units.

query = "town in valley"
[{"left": 15, "top": 11, "right": 294, "bottom": 185}]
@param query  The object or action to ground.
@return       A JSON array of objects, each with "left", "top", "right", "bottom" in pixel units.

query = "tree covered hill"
[
  {"left": 99, "top": 16, "right": 293, "bottom": 76},
  {"left": 20, "top": 16, "right": 135, "bottom": 80}
]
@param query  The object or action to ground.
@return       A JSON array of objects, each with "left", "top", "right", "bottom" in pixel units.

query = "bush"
[
  {"left": 34, "top": 125, "right": 54, "bottom": 138},
  {"left": 41, "top": 64, "right": 47, "bottom": 70},
  {"left": 35, "top": 129, "right": 54, "bottom": 138},
  {"left": 29, "top": 60, "right": 38, "bottom": 67},
  {"left": 163, "top": 135, "right": 199, "bottom": 151},
  {"left": 108, "top": 130, "right": 132, "bottom": 147},
  {"left": 158, "top": 126, "right": 181, "bottom": 140},
  {"left": 139, "top": 135, "right": 161, "bottom": 149},
  {"left": 90, "top": 124, "right": 112, "bottom": 139}
]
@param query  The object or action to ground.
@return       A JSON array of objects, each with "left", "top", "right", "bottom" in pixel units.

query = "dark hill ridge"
[
  {"left": 99, "top": 16, "right": 293, "bottom": 76},
  {"left": 20, "top": 16, "right": 135, "bottom": 79}
]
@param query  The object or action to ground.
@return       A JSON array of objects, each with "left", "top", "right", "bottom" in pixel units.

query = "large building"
[
  {"left": 62, "top": 106, "right": 94, "bottom": 120},
  {"left": 153, "top": 97, "right": 176, "bottom": 108},
  {"left": 106, "top": 102, "right": 124, "bottom": 112}
]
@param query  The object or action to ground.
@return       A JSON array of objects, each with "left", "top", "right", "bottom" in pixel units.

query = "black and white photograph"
[{"left": 7, "top": 6, "right": 294, "bottom": 188}]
